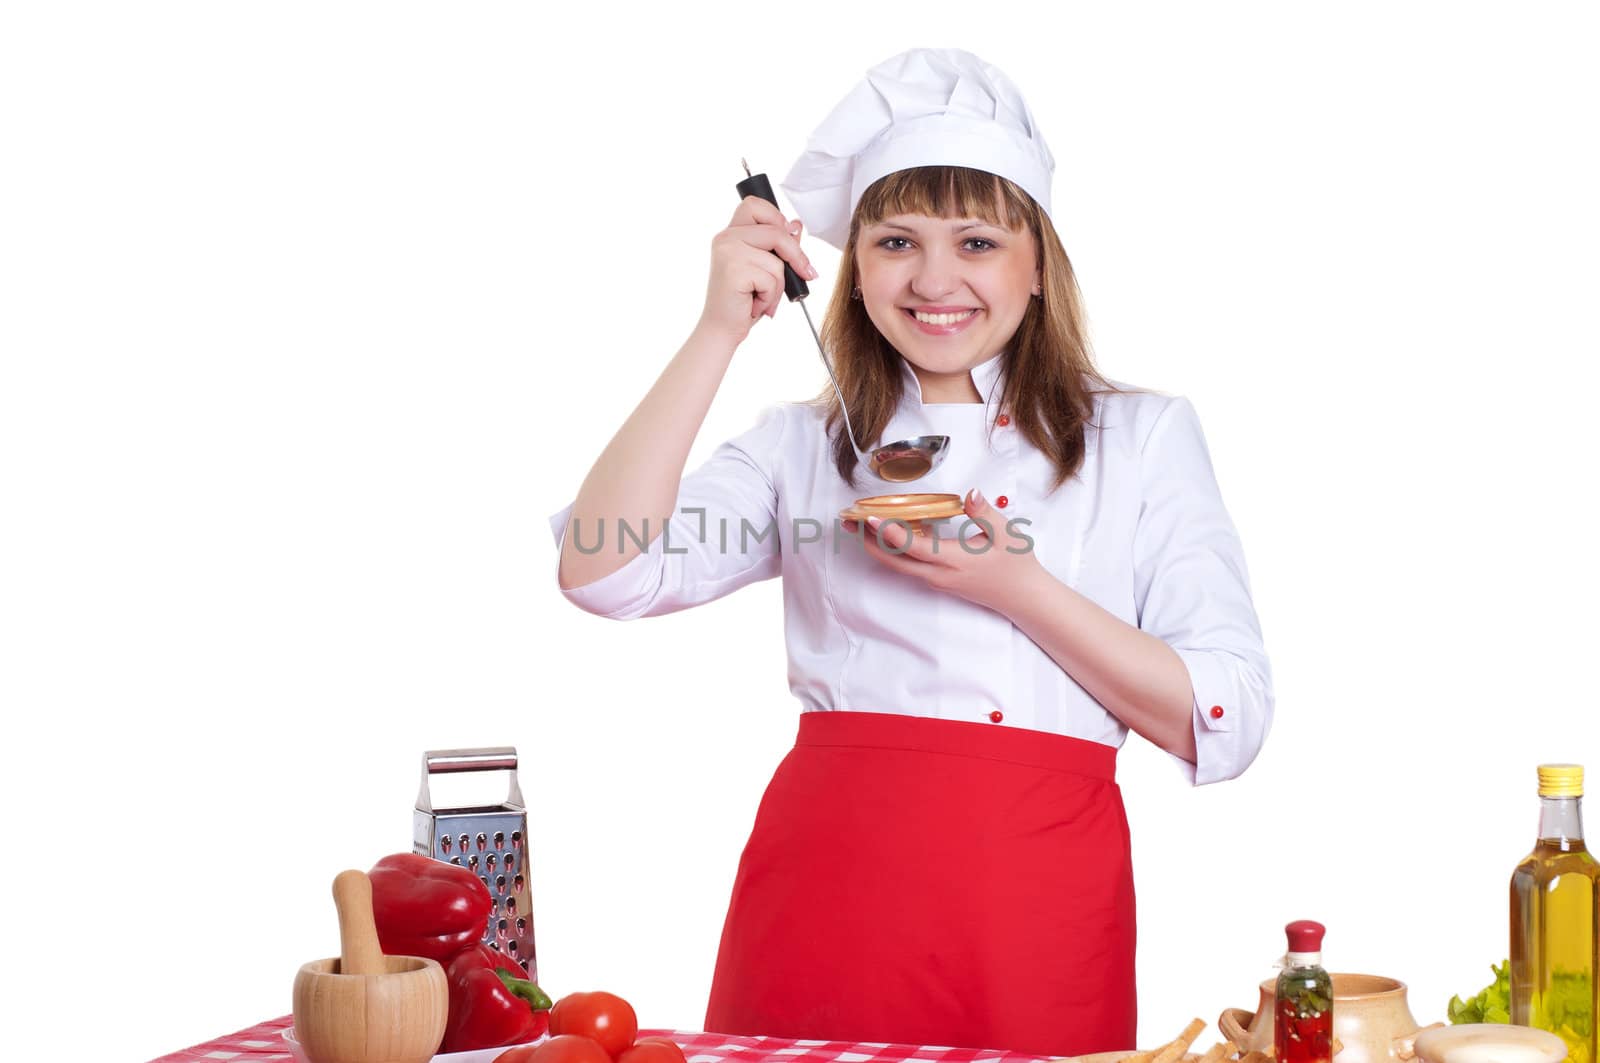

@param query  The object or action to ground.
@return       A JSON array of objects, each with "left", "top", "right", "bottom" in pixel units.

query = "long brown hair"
[{"left": 814, "top": 165, "right": 1115, "bottom": 492}]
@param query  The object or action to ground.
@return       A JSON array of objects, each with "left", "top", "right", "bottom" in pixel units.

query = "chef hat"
[{"left": 781, "top": 47, "right": 1056, "bottom": 251}]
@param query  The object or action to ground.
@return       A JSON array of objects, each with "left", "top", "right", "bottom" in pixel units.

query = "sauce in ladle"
[{"left": 875, "top": 453, "right": 934, "bottom": 482}]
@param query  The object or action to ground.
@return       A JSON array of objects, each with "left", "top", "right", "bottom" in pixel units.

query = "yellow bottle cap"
[{"left": 1538, "top": 763, "right": 1584, "bottom": 798}]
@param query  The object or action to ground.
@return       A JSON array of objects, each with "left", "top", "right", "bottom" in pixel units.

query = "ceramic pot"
[{"left": 1220, "top": 974, "right": 1424, "bottom": 1063}]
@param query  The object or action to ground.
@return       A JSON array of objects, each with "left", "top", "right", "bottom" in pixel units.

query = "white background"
[{"left": 3, "top": 3, "right": 1597, "bottom": 1061}]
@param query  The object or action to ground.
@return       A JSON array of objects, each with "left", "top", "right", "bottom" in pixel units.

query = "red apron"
[{"left": 704, "top": 711, "right": 1136, "bottom": 1056}]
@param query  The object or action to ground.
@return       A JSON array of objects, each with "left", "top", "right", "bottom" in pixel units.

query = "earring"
[
  {"left": 1031, "top": 287, "right": 1042, "bottom": 298},
  {"left": 850, "top": 286, "right": 862, "bottom": 300}
]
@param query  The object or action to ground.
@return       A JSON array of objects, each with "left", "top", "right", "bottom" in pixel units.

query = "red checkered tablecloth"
[{"left": 149, "top": 1018, "right": 1058, "bottom": 1063}]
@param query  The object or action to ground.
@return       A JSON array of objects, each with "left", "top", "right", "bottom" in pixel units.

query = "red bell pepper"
[
  {"left": 442, "top": 943, "right": 552, "bottom": 1053},
  {"left": 368, "top": 852, "right": 493, "bottom": 963}
]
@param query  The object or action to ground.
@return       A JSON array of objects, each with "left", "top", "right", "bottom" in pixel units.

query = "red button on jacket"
[
  {"left": 989, "top": 710, "right": 1004, "bottom": 723},
  {"left": 1210, "top": 705, "right": 1225, "bottom": 720},
  {"left": 996, "top": 495, "right": 1009, "bottom": 508},
  {"left": 996, "top": 413, "right": 1011, "bottom": 427}
]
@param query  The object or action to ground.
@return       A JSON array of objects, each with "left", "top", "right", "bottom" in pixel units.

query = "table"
[{"left": 150, "top": 1019, "right": 1058, "bottom": 1063}]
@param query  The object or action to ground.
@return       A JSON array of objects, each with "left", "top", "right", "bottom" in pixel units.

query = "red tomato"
[
  {"left": 549, "top": 992, "right": 639, "bottom": 1059},
  {"left": 499, "top": 1034, "right": 615, "bottom": 1063},
  {"left": 619, "top": 1038, "right": 688, "bottom": 1063}
]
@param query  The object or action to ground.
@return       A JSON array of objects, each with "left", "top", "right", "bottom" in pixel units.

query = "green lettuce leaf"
[
  {"left": 1447, "top": 959, "right": 1593, "bottom": 1063},
  {"left": 1447, "top": 961, "right": 1511, "bottom": 1025}
]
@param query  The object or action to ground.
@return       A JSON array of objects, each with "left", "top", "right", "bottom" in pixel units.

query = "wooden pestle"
[
  {"left": 292, "top": 868, "right": 449, "bottom": 1063},
  {"left": 332, "top": 869, "right": 386, "bottom": 976}
]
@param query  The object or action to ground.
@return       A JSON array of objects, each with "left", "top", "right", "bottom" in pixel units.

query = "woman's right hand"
[{"left": 696, "top": 195, "right": 820, "bottom": 345}]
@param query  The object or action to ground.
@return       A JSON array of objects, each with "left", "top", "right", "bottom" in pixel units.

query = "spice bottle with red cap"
[{"left": 1276, "top": 920, "right": 1334, "bottom": 1063}]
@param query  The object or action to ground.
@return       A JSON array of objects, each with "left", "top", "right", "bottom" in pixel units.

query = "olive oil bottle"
[{"left": 1510, "top": 763, "right": 1598, "bottom": 1063}]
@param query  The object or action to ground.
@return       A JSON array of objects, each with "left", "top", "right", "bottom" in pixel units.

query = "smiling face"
[
  {"left": 855, "top": 206, "right": 1040, "bottom": 402},
  {"left": 819, "top": 168, "right": 1099, "bottom": 489}
]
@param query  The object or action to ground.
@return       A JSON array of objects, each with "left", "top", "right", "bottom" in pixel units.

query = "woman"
[{"left": 549, "top": 48, "right": 1272, "bottom": 1056}]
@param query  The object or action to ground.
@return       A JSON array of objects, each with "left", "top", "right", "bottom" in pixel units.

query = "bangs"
[{"left": 853, "top": 166, "right": 1032, "bottom": 234}]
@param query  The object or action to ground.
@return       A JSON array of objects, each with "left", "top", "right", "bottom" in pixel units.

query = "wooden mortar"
[{"left": 292, "top": 869, "right": 449, "bottom": 1063}]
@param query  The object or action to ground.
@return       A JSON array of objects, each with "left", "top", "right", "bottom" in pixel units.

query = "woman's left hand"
[{"left": 842, "top": 489, "right": 1045, "bottom": 616}]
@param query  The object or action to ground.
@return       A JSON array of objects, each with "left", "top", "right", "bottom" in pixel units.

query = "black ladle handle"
[{"left": 736, "top": 168, "right": 810, "bottom": 303}]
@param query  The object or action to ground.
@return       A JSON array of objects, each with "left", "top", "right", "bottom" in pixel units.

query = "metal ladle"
[{"left": 737, "top": 160, "right": 950, "bottom": 484}]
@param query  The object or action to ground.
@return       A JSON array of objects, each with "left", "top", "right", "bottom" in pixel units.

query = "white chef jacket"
[{"left": 548, "top": 350, "right": 1273, "bottom": 785}]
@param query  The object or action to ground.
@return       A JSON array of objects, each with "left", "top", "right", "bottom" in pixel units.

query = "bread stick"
[{"left": 1150, "top": 1019, "right": 1208, "bottom": 1063}]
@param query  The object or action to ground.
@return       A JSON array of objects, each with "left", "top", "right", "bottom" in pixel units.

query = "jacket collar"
[{"left": 898, "top": 350, "right": 1006, "bottom": 407}]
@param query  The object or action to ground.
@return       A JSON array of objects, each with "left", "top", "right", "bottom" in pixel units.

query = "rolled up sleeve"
[
  {"left": 1131, "top": 396, "right": 1274, "bottom": 785},
  {"left": 548, "top": 403, "right": 787, "bottom": 620}
]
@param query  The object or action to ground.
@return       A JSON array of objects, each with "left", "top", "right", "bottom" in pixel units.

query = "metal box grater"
[{"left": 412, "top": 747, "right": 537, "bottom": 979}]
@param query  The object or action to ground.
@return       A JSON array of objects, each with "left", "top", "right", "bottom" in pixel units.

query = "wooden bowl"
[
  {"left": 292, "top": 954, "right": 448, "bottom": 1063},
  {"left": 840, "top": 492, "right": 966, "bottom": 535}
]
